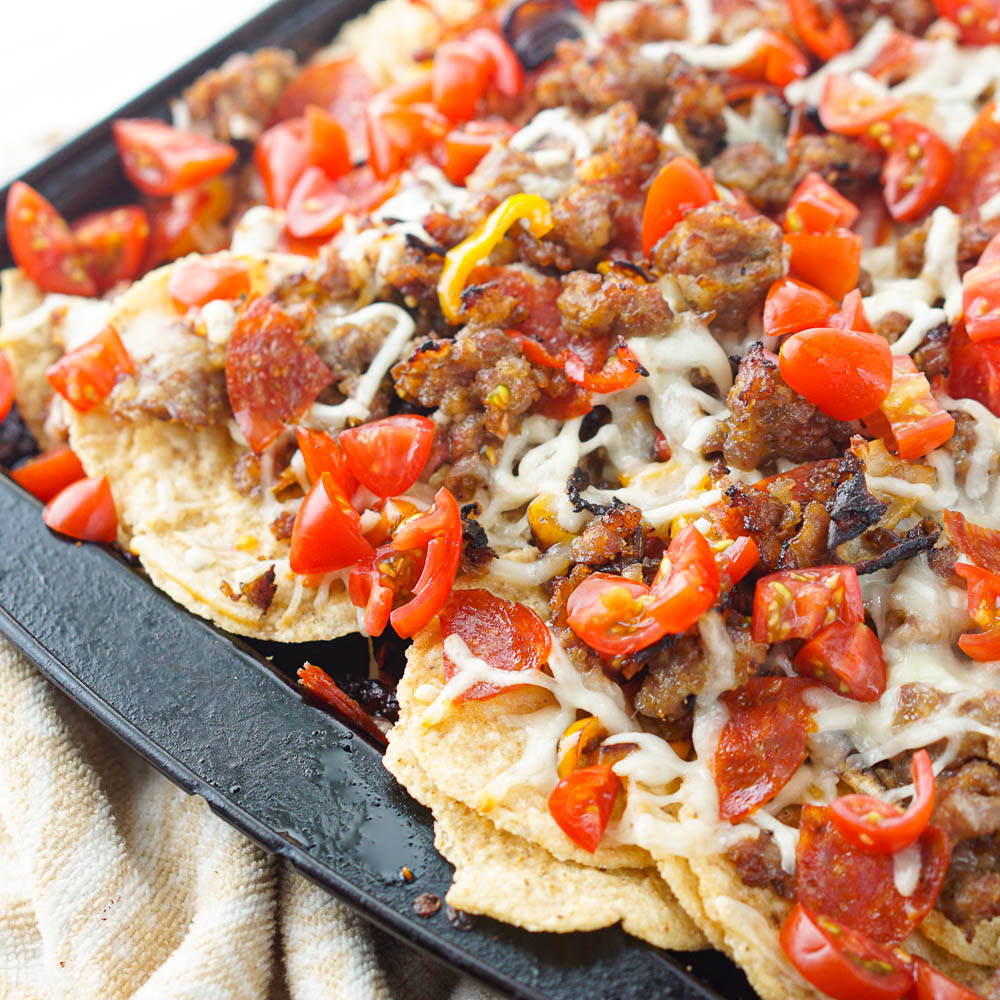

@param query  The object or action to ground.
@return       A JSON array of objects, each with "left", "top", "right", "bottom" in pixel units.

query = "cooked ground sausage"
[{"left": 710, "top": 142, "right": 796, "bottom": 216}]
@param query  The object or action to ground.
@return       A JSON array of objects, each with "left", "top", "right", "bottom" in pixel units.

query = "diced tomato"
[
  {"left": 366, "top": 101, "right": 449, "bottom": 179},
  {"left": 42, "top": 475, "right": 118, "bottom": 543},
  {"left": 271, "top": 56, "right": 374, "bottom": 161},
  {"left": 963, "top": 256, "right": 1000, "bottom": 343},
  {"left": 167, "top": 257, "right": 250, "bottom": 309},
  {"left": 948, "top": 317, "right": 1000, "bottom": 415},
  {"left": 442, "top": 121, "right": 514, "bottom": 184},
  {"left": 294, "top": 426, "right": 358, "bottom": 496},
  {"left": 913, "top": 957, "right": 988, "bottom": 1000},
  {"left": 71, "top": 205, "right": 149, "bottom": 292},
  {"left": 439, "top": 588, "right": 551, "bottom": 700},
  {"left": 786, "top": 0, "right": 853, "bottom": 61},
  {"left": 731, "top": 30, "right": 808, "bottom": 87},
  {"left": 958, "top": 625, "right": 1000, "bottom": 660},
  {"left": 289, "top": 472, "right": 373, "bottom": 575},
  {"left": 563, "top": 338, "right": 646, "bottom": 394},
  {"left": 866, "top": 29, "right": 922, "bottom": 82},
  {"left": 225, "top": 297, "right": 332, "bottom": 452},
  {"left": 349, "top": 487, "right": 461, "bottom": 638},
  {"left": 779, "top": 904, "right": 915, "bottom": 1000},
  {"left": 112, "top": 119, "right": 237, "bottom": 198},
  {"left": 548, "top": 763, "right": 620, "bottom": 853},
  {"left": 829, "top": 288, "right": 872, "bottom": 333},
  {"left": 818, "top": 74, "right": 902, "bottom": 137},
  {"left": 255, "top": 118, "right": 312, "bottom": 210},
  {"left": 285, "top": 166, "right": 353, "bottom": 239},
  {"left": 861, "top": 355, "right": 955, "bottom": 459},
  {"left": 945, "top": 509, "right": 1000, "bottom": 577},
  {"left": 779, "top": 325, "right": 892, "bottom": 420},
  {"left": 463, "top": 28, "right": 524, "bottom": 97},
  {"left": 784, "top": 172, "right": 859, "bottom": 234},
  {"left": 716, "top": 535, "right": 759, "bottom": 590},
  {"left": 785, "top": 227, "right": 863, "bottom": 300},
  {"left": 297, "top": 662, "right": 387, "bottom": 744},
  {"left": 5, "top": 182, "right": 97, "bottom": 297},
  {"left": 948, "top": 101, "right": 1000, "bottom": 214},
  {"left": 933, "top": 0, "right": 1000, "bottom": 44},
  {"left": 432, "top": 40, "right": 493, "bottom": 121},
  {"left": 10, "top": 446, "right": 85, "bottom": 503},
  {"left": 715, "top": 676, "right": 815, "bottom": 821},
  {"left": 955, "top": 561, "right": 1000, "bottom": 629},
  {"left": 142, "top": 176, "right": 235, "bottom": 268},
  {"left": 830, "top": 749, "right": 935, "bottom": 853},
  {"left": 641, "top": 157, "right": 716, "bottom": 256},
  {"left": 46, "top": 325, "right": 134, "bottom": 413},
  {"left": 796, "top": 803, "right": 951, "bottom": 944},
  {"left": 338, "top": 414, "right": 435, "bottom": 498},
  {"left": 0, "top": 351, "right": 13, "bottom": 423},
  {"left": 793, "top": 620, "right": 887, "bottom": 702},
  {"left": 567, "top": 525, "right": 719, "bottom": 657},
  {"left": 762, "top": 276, "right": 838, "bottom": 339},
  {"left": 882, "top": 120, "right": 954, "bottom": 223},
  {"left": 304, "top": 104, "right": 353, "bottom": 179},
  {"left": 752, "top": 566, "right": 863, "bottom": 643}
]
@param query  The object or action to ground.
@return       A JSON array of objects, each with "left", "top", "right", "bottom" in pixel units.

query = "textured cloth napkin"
[{"left": 0, "top": 634, "right": 500, "bottom": 1000}]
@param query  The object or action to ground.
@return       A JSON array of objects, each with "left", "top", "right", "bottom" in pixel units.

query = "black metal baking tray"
[{"left": 0, "top": 2, "right": 758, "bottom": 997}]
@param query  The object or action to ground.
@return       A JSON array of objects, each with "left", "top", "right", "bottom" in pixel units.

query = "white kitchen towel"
[{"left": 0, "top": 634, "right": 500, "bottom": 1000}]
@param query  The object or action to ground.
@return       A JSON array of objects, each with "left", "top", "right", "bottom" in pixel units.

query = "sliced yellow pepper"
[{"left": 437, "top": 193, "right": 553, "bottom": 324}]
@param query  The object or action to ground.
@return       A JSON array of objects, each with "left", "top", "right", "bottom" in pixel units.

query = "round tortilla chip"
[
  {"left": 386, "top": 725, "right": 707, "bottom": 949},
  {"left": 394, "top": 620, "right": 652, "bottom": 870},
  {"left": 919, "top": 908, "right": 1000, "bottom": 969},
  {"left": 65, "top": 251, "right": 369, "bottom": 642}
]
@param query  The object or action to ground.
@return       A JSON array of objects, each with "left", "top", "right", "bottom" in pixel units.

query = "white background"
[{"left": 0, "top": 1, "right": 274, "bottom": 184}]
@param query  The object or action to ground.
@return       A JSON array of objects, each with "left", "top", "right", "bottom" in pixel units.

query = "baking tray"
[{"left": 0, "top": 2, "right": 758, "bottom": 996}]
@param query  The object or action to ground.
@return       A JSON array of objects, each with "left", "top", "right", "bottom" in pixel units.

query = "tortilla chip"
[
  {"left": 386, "top": 726, "right": 706, "bottom": 949},
  {"left": 919, "top": 908, "right": 1000, "bottom": 969},
  {"left": 394, "top": 621, "right": 652, "bottom": 870},
  {"left": 0, "top": 267, "right": 110, "bottom": 447}
]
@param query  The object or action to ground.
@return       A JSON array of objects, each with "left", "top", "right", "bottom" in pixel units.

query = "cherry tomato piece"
[
  {"left": 785, "top": 227, "right": 863, "bottom": 301},
  {"left": 142, "top": 176, "right": 235, "bottom": 268},
  {"left": 304, "top": 104, "right": 352, "bottom": 179},
  {"left": 366, "top": 102, "right": 449, "bottom": 180},
  {"left": 5, "top": 182, "right": 97, "bottom": 297},
  {"left": 779, "top": 904, "right": 915, "bottom": 1000},
  {"left": 963, "top": 258, "right": 1000, "bottom": 343},
  {"left": 295, "top": 426, "right": 358, "bottom": 496},
  {"left": 338, "top": 414, "right": 435, "bottom": 498},
  {"left": 46, "top": 326, "right": 134, "bottom": 413},
  {"left": 10, "top": 446, "right": 85, "bottom": 503},
  {"left": 433, "top": 40, "right": 493, "bottom": 121},
  {"left": 71, "top": 205, "right": 149, "bottom": 292},
  {"left": 285, "top": 165, "right": 353, "bottom": 239},
  {"left": 784, "top": 172, "right": 859, "bottom": 234},
  {"left": 289, "top": 472, "right": 373, "bottom": 575},
  {"left": 548, "top": 763, "right": 620, "bottom": 853},
  {"left": 439, "top": 587, "right": 552, "bottom": 700},
  {"left": 786, "top": 0, "right": 853, "bottom": 60},
  {"left": 716, "top": 535, "right": 759, "bottom": 590},
  {"left": 112, "top": 119, "right": 237, "bottom": 198},
  {"left": 255, "top": 118, "right": 312, "bottom": 210},
  {"left": 0, "top": 351, "right": 13, "bottom": 423},
  {"left": 443, "top": 121, "right": 514, "bottom": 184},
  {"left": 567, "top": 574, "right": 668, "bottom": 658},
  {"left": 167, "top": 257, "right": 250, "bottom": 309},
  {"left": 913, "top": 957, "right": 988, "bottom": 1000},
  {"left": 649, "top": 523, "right": 720, "bottom": 629},
  {"left": 830, "top": 288, "right": 872, "bottom": 333},
  {"left": 883, "top": 120, "right": 954, "bottom": 223},
  {"left": 752, "top": 566, "right": 864, "bottom": 643},
  {"left": 641, "top": 157, "right": 716, "bottom": 256},
  {"left": 563, "top": 338, "right": 645, "bottom": 393},
  {"left": 933, "top": 0, "right": 1000, "bottom": 44},
  {"left": 794, "top": 620, "right": 887, "bottom": 702},
  {"left": 779, "top": 325, "right": 892, "bottom": 420},
  {"left": 732, "top": 31, "right": 808, "bottom": 87},
  {"left": 948, "top": 101, "right": 1000, "bottom": 214},
  {"left": 958, "top": 626, "right": 1000, "bottom": 661},
  {"left": 716, "top": 676, "right": 815, "bottom": 821},
  {"left": 862, "top": 355, "right": 955, "bottom": 459},
  {"left": 830, "top": 749, "right": 935, "bottom": 853},
  {"left": 42, "top": 475, "right": 118, "bottom": 543},
  {"left": 948, "top": 318, "right": 1000, "bottom": 415},
  {"left": 463, "top": 28, "right": 524, "bottom": 96},
  {"left": 818, "top": 75, "right": 902, "bottom": 136},
  {"left": 945, "top": 508, "right": 1000, "bottom": 578},
  {"left": 762, "top": 276, "right": 838, "bottom": 338}
]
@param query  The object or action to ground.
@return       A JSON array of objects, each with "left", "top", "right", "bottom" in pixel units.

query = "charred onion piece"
[{"left": 502, "top": 0, "right": 583, "bottom": 70}]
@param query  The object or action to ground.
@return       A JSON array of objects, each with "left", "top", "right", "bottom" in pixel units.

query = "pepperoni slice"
[
  {"left": 943, "top": 509, "right": 1000, "bottom": 577},
  {"left": 795, "top": 804, "right": 951, "bottom": 945},
  {"left": 225, "top": 297, "right": 332, "bottom": 453},
  {"left": 438, "top": 588, "right": 551, "bottom": 701},
  {"left": 715, "top": 676, "right": 816, "bottom": 821}
]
